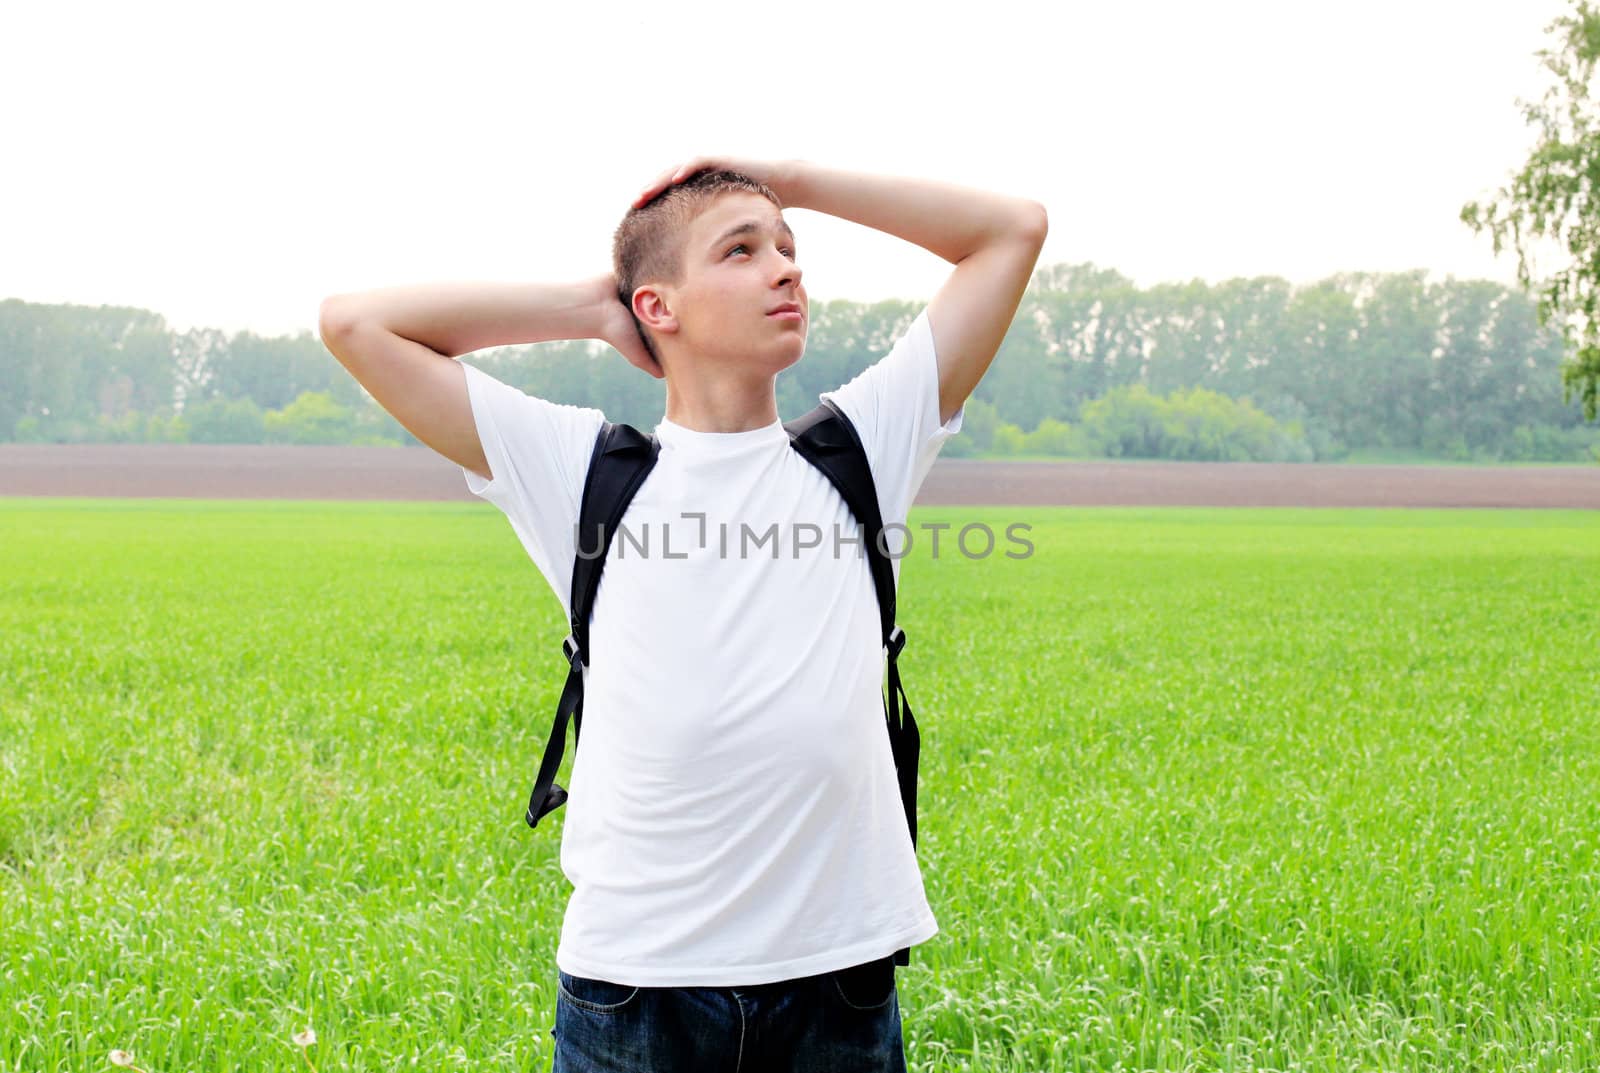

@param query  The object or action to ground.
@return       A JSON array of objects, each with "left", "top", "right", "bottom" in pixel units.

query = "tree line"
[{"left": 2, "top": 262, "right": 1596, "bottom": 463}]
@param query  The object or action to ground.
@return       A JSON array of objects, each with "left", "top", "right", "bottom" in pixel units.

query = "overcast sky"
[{"left": 2, "top": 0, "right": 1575, "bottom": 340}]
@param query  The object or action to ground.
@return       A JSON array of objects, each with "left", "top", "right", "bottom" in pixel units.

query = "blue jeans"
[{"left": 550, "top": 954, "right": 907, "bottom": 1072}]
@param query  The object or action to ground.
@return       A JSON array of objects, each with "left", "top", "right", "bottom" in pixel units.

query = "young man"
[{"left": 318, "top": 157, "right": 1047, "bottom": 1072}]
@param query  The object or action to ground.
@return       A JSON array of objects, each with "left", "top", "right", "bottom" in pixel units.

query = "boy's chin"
[{"left": 763, "top": 340, "right": 806, "bottom": 371}]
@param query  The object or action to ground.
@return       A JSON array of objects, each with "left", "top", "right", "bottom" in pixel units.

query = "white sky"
[{"left": 2, "top": 0, "right": 1575, "bottom": 339}]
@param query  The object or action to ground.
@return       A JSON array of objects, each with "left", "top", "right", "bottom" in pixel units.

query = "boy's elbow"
[
  {"left": 319, "top": 299, "right": 370, "bottom": 371},
  {"left": 1018, "top": 201, "right": 1048, "bottom": 242},
  {"left": 319, "top": 296, "right": 355, "bottom": 337}
]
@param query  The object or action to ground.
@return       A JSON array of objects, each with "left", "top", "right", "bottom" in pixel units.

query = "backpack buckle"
[
  {"left": 562, "top": 634, "right": 585, "bottom": 668},
  {"left": 886, "top": 625, "right": 906, "bottom": 660}
]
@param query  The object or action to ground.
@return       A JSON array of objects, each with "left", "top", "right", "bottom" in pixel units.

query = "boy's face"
[{"left": 660, "top": 191, "right": 807, "bottom": 374}]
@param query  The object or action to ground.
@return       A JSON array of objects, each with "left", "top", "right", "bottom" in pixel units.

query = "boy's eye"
[{"left": 727, "top": 243, "right": 798, "bottom": 260}]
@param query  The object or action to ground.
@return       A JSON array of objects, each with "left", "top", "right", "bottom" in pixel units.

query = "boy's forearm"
[
  {"left": 320, "top": 276, "right": 611, "bottom": 358},
  {"left": 778, "top": 161, "right": 1046, "bottom": 264}
]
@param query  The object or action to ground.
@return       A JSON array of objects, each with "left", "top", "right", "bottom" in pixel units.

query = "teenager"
[{"left": 319, "top": 156, "right": 1047, "bottom": 1072}]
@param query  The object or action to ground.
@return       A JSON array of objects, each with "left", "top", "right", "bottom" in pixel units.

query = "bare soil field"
[{"left": 2, "top": 444, "right": 1597, "bottom": 508}]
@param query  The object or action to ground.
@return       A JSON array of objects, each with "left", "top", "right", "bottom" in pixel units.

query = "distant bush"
[
  {"left": 1021, "top": 417, "right": 1086, "bottom": 456},
  {"left": 281, "top": 392, "right": 411, "bottom": 446},
  {"left": 185, "top": 398, "right": 266, "bottom": 444},
  {"left": 10, "top": 409, "right": 191, "bottom": 444},
  {"left": 1066, "top": 385, "right": 1312, "bottom": 462},
  {"left": 959, "top": 398, "right": 1000, "bottom": 451},
  {"left": 991, "top": 422, "right": 1027, "bottom": 456},
  {"left": 1503, "top": 423, "right": 1600, "bottom": 462},
  {"left": 1421, "top": 414, "right": 1471, "bottom": 461}
]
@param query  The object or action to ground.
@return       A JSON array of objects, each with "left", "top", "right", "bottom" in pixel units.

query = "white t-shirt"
[{"left": 459, "top": 306, "right": 964, "bottom": 986}]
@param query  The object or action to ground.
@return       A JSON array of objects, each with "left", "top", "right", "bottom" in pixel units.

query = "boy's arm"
[
  {"left": 318, "top": 275, "right": 659, "bottom": 481},
  {"left": 784, "top": 162, "right": 1047, "bottom": 426},
  {"left": 635, "top": 158, "right": 1048, "bottom": 425}
]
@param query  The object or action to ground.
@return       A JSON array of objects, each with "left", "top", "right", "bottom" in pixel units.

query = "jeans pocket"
[
  {"left": 558, "top": 970, "right": 641, "bottom": 1014},
  {"left": 829, "top": 956, "right": 896, "bottom": 1011}
]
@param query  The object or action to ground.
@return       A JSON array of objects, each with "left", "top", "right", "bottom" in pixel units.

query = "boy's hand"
[
  {"left": 632, "top": 156, "right": 797, "bottom": 208},
  {"left": 591, "top": 273, "right": 665, "bottom": 379}
]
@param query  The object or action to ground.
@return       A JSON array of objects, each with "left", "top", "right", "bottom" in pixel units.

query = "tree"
[
  {"left": 1461, "top": 0, "right": 1600, "bottom": 420},
  {"left": 206, "top": 329, "right": 362, "bottom": 410},
  {"left": 1353, "top": 270, "right": 1438, "bottom": 448}
]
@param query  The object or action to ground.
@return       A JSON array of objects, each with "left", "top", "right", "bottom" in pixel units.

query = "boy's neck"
[{"left": 662, "top": 373, "right": 781, "bottom": 433}]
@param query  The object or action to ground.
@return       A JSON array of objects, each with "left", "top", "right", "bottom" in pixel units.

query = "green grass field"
[
  {"left": 956, "top": 449, "right": 1600, "bottom": 466},
  {"left": 3, "top": 498, "right": 1598, "bottom": 1072}
]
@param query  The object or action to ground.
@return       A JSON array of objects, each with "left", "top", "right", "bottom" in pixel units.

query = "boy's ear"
[{"left": 632, "top": 286, "right": 679, "bottom": 336}]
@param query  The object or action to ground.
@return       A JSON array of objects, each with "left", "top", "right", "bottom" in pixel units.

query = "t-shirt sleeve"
[
  {"left": 457, "top": 360, "right": 607, "bottom": 608},
  {"left": 819, "top": 305, "right": 965, "bottom": 533}
]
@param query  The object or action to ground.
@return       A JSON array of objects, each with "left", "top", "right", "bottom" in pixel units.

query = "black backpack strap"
[
  {"left": 785, "top": 398, "right": 921, "bottom": 969},
  {"left": 785, "top": 399, "right": 898, "bottom": 635},
  {"left": 525, "top": 420, "right": 659, "bottom": 828}
]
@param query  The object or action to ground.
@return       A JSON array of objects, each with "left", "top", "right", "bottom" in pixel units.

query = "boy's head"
[{"left": 612, "top": 169, "right": 806, "bottom": 376}]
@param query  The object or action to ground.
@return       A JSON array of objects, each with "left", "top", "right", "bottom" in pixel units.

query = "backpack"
[{"left": 522, "top": 397, "right": 922, "bottom": 968}]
